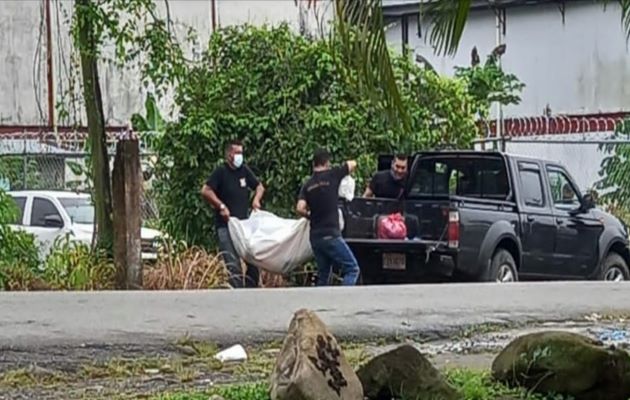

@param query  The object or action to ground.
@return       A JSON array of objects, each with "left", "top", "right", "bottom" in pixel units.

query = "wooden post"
[{"left": 112, "top": 130, "right": 143, "bottom": 289}]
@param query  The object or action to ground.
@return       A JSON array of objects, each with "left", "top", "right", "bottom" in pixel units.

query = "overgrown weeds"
[{"left": 143, "top": 239, "right": 230, "bottom": 289}]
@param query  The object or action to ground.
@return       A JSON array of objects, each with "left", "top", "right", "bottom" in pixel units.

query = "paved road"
[{"left": 1, "top": 282, "right": 629, "bottom": 348}]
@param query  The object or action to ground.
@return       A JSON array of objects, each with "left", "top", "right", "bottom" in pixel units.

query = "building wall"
[
  {"left": 0, "top": 0, "right": 333, "bottom": 127},
  {"left": 385, "top": 1, "right": 630, "bottom": 118}
]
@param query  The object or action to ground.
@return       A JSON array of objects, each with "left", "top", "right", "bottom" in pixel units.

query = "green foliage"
[
  {"left": 445, "top": 369, "right": 569, "bottom": 400},
  {"left": 42, "top": 236, "right": 116, "bottom": 290},
  {"left": 154, "top": 24, "right": 478, "bottom": 247},
  {"left": 454, "top": 50, "right": 525, "bottom": 121},
  {"left": 0, "top": 190, "right": 40, "bottom": 290},
  {"left": 0, "top": 157, "right": 41, "bottom": 191},
  {"left": 596, "top": 118, "right": 630, "bottom": 224}
]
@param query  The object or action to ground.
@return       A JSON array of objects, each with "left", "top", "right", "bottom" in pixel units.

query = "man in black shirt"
[
  {"left": 296, "top": 148, "right": 360, "bottom": 286},
  {"left": 201, "top": 140, "right": 265, "bottom": 288},
  {"left": 363, "top": 154, "right": 408, "bottom": 199}
]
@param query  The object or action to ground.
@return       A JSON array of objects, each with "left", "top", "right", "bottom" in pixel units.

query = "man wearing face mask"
[
  {"left": 363, "top": 154, "right": 408, "bottom": 199},
  {"left": 201, "top": 139, "right": 265, "bottom": 288}
]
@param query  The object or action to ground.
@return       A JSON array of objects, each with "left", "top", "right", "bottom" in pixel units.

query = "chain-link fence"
[{"left": 0, "top": 133, "right": 159, "bottom": 223}]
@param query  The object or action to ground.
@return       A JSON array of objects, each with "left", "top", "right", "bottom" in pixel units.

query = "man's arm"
[
  {"left": 201, "top": 184, "right": 223, "bottom": 209},
  {"left": 201, "top": 179, "right": 230, "bottom": 221},
  {"left": 252, "top": 183, "right": 265, "bottom": 210},
  {"left": 363, "top": 186, "right": 374, "bottom": 198},
  {"left": 296, "top": 199, "right": 309, "bottom": 218}
]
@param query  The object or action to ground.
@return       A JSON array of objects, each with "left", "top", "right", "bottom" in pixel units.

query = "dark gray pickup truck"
[{"left": 340, "top": 151, "right": 630, "bottom": 283}]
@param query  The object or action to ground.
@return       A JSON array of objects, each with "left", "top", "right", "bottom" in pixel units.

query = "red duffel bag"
[{"left": 377, "top": 213, "right": 407, "bottom": 239}]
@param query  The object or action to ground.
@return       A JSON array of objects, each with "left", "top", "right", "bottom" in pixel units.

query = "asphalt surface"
[{"left": 1, "top": 282, "right": 629, "bottom": 348}]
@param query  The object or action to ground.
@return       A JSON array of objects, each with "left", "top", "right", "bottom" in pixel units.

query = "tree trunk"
[
  {"left": 112, "top": 138, "right": 143, "bottom": 289},
  {"left": 75, "top": 0, "right": 114, "bottom": 253}
]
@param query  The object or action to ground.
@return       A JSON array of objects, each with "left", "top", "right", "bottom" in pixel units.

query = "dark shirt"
[
  {"left": 299, "top": 164, "right": 349, "bottom": 238},
  {"left": 368, "top": 170, "right": 406, "bottom": 199},
  {"left": 206, "top": 163, "right": 260, "bottom": 227}
]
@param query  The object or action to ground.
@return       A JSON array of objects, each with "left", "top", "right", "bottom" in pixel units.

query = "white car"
[{"left": 8, "top": 190, "right": 161, "bottom": 261}]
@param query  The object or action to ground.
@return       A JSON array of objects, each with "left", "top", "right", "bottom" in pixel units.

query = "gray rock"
[
  {"left": 492, "top": 331, "right": 630, "bottom": 400},
  {"left": 356, "top": 344, "right": 459, "bottom": 400},
  {"left": 269, "top": 309, "right": 363, "bottom": 400}
]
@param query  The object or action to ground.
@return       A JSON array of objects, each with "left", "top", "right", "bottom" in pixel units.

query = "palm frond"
[
  {"left": 333, "top": 0, "right": 410, "bottom": 133},
  {"left": 421, "top": 0, "right": 473, "bottom": 56},
  {"left": 603, "top": 0, "right": 630, "bottom": 41}
]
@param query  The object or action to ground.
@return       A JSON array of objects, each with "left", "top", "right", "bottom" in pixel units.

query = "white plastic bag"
[
  {"left": 228, "top": 210, "right": 313, "bottom": 275},
  {"left": 338, "top": 175, "right": 355, "bottom": 202}
]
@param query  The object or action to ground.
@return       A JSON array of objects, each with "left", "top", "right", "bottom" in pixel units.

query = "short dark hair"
[
  {"left": 313, "top": 148, "right": 331, "bottom": 167},
  {"left": 394, "top": 154, "right": 408, "bottom": 161},
  {"left": 225, "top": 139, "right": 243, "bottom": 154}
]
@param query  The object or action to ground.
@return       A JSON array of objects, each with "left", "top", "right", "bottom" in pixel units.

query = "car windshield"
[{"left": 59, "top": 197, "right": 94, "bottom": 225}]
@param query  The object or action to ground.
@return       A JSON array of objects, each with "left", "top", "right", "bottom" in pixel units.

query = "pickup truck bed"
[{"left": 341, "top": 151, "right": 630, "bottom": 283}]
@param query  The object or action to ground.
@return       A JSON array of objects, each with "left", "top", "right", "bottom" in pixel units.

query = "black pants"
[{"left": 217, "top": 226, "right": 259, "bottom": 288}]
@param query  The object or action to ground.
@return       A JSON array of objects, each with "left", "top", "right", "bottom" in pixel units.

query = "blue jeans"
[
  {"left": 217, "top": 227, "right": 259, "bottom": 288},
  {"left": 310, "top": 235, "right": 360, "bottom": 286}
]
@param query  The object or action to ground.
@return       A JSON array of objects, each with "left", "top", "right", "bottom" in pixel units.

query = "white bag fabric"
[
  {"left": 228, "top": 210, "right": 313, "bottom": 275},
  {"left": 338, "top": 175, "right": 356, "bottom": 202}
]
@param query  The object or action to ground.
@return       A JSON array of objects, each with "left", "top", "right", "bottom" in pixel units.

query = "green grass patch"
[{"left": 151, "top": 370, "right": 571, "bottom": 400}]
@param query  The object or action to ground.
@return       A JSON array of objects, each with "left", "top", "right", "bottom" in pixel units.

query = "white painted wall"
[
  {"left": 0, "top": 0, "right": 333, "bottom": 127},
  {"left": 386, "top": 1, "right": 630, "bottom": 118}
]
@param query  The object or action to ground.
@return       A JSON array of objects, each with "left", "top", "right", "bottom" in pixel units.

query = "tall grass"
[{"left": 143, "top": 240, "right": 231, "bottom": 289}]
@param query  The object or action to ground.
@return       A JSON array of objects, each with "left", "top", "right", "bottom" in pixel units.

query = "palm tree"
[{"left": 300, "top": 0, "right": 630, "bottom": 133}]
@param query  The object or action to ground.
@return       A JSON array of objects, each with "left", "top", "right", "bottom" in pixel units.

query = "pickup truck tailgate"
[{"left": 345, "top": 238, "right": 456, "bottom": 283}]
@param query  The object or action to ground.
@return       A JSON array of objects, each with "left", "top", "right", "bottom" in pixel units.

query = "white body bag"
[{"left": 227, "top": 176, "right": 354, "bottom": 275}]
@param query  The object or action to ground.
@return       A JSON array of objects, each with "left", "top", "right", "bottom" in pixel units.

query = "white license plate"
[{"left": 383, "top": 253, "right": 406, "bottom": 271}]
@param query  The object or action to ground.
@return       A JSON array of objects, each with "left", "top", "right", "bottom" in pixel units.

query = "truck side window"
[
  {"left": 31, "top": 197, "right": 62, "bottom": 227},
  {"left": 547, "top": 169, "right": 579, "bottom": 209},
  {"left": 519, "top": 168, "right": 545, "bottom": 207}
]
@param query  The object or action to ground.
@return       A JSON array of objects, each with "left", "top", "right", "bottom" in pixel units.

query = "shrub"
[
  {"left": 154, "top": 24, "right": 478, "bottom": 248},
  {"left": 42, "top": 236, "right": 116, "bottom": 290},
  {"left": 0, "top": 190, "right": 41, "bottom": 290}
]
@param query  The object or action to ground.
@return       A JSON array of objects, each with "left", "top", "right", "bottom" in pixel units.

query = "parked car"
[
  {"left": 7, "top": 190, "right": 162, "bottom": 261},
  {"left": 340, "top": 151, "right": 630, "bottom": 283}
]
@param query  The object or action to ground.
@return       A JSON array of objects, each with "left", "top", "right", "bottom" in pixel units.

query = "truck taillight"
[{"left": 448, "top": 210, "right": 460, "bottom": 249}]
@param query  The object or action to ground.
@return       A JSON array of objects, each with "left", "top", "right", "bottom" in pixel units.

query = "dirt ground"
[{"left": 1, "top": 315, "right": 628, "bottom": 400}]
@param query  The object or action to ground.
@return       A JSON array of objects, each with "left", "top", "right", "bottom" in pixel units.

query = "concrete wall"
[
  {"left": 0, "top": 0, "right": 333, "bottom": 127},
  {"left": 385, "top": 1, "right": 630, "bottom": 118}
]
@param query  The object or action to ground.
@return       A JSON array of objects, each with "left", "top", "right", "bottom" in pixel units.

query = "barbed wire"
[
  {"left": 484, "top": 115, "right": 629, "bottom": 138},
  {"left": 0, "top": 129, "right": 157, "bottom": 155}
]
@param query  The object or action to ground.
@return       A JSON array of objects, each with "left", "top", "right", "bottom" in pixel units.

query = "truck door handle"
[
  {"left": 526, "top": 216, "right": 534, "bottom": 222},
  {"left": 556, "top": 218, "right": 564, "bottom": 225}
]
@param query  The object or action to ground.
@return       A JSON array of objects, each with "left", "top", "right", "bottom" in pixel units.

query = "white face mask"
[{"left": 233, "top": 153, "right": 243, "bottom": 168}]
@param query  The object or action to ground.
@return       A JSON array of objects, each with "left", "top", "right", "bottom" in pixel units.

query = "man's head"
[
  {"left": 225, "top": 139, "right": 244, "bottom": 168},
  {"left": 313, "top": 148, "right": 331, "bottom": 170},
  {"left": 562, "top": 183, "right": 574, "bottom": 202},
  {"left": 391, "top": 154, "right": 408, "bottom": 181}
]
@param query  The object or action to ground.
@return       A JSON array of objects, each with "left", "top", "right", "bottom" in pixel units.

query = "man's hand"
[
  {"left": 252, "top": 199, "right": 262, "bottom": 211},
  {"left": 296, "top": 199, "right": 309, "bottom": 218},
  {"left": 347, "top": 160, "right": 357, "bottom": 174},
  {"left": 220, "top": 206, "right": 231, "bottom": 222}
]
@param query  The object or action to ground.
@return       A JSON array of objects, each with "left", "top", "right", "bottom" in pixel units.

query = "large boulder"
[
  {"left": 356, "top": 344, "right": 459, "bottom": 400},
  {"left": 269, "top": 309, "right": 363, "bottom": 400},
  {"left": 492, "top": 331, "right": 630, "bottom": 400}
]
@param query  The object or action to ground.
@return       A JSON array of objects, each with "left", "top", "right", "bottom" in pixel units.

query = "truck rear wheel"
[
  {"left": 482, "top": 249, "right": 518, "bottom": 283},
  {"left": 598, "top": 253, "right": 629, "bottom": 282}
]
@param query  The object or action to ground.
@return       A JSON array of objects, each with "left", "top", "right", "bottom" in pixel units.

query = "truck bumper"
[{"left": 345, "top": 239, "right": 458, "bottom": 284}]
